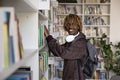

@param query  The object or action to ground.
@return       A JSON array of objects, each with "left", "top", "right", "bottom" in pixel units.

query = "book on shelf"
[
  {"left": 6, "top": 71, "right": 32, "bottom": 80},
  {"left": 57, "top": 4, "right": 79, "bottom": 14},
  {"left": 39, "top": 24, "right": 45, "bottom": 47},
  {"left": 84, "top": 26, "right": 109, "bottom": 37},
  {"left": 57, "top": 0, "right": 77, "bottom": 3},
  {"left": 55, "top": 66, "right": 63, "bottom": 79},
  {"left": 39, "top": 52, "right": 48, "bottom": 79},
  {"left": 41, "top": 77, "right": 47, "bottom": 80},
  {"left": 84, "top": 0, "right": 100, "bottom": 3},
  {"left": 6, "top": 76, "right": 28, "bottom": 80},
  {"left": 39, "top": 54, "right": 44, "bottom": 79},
  {"left": 15, "top": 71, "right": 33, "bottom": 80},
  {"left": 84, "top": 16, "right": 107, "bottom": 25},
  {"left": 6, "top": 69, "right": 33, "bottom": 80},
  {"left": 94, "top": 70, "right": 101, "bottom": 79},
  {"left": 75, "top": 5, "right": 82, "bottom": 14},
  {"left": 53, "top": 59, "right": 64, "bottom": 79},
  {"left": 48, "top": 64, "right": 55, "bottom": 80},
  {"left": 15, "top": 15, "right": 24, "bottom": 59},
  {"left": 84, "top": 5, "right": 102, "bottom": 14},
  {"left": 93, "top": 70, "right": 107, "bottom": 79},
  {"left": 101, "top": 71, "right": 107, "bottom": 79}
]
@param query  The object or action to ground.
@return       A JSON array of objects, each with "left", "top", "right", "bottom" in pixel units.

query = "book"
[
  {"left": 6, "top": 77, "right": 27, "bottom": 80},
  {"left": 39, "top": 52, "right": 48, "bottom": 79},
  {"left": 3, "top": 10, "right": 10, "bottom": 68},
  {"left": 39, "top": 24, "right": 44, "bottom": 47},
  {"left": 13, "top": 70, "right": 33, "bottom": 80},
  {"left": 6, "top": 67, "right": 32, "bottom": 80},
  {"left": 57, "top": 0, "right": 77, "bottom": 3},
  {"left": 101, "top": 71, "right": 107, "bottom": 79},
  {"left": 11, "top": 11, "right": 20, "bottom": 63},
  {"left": 39, "top": 54, "right": 44, "bottom": 79},
  {"left": 15, "top": 15, "right": 24, "bottom": 59},
  {"left": 6, "top": 74, "right": 29, "bottom": 80}
]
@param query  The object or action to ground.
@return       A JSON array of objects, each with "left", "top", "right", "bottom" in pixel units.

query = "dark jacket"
[{"left": 46, "top": 32, "right": 87, "bottom": 80}]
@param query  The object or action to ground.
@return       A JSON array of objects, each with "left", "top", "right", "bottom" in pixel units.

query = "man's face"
[{"left": 65, "top": 21, "right": 79, "bottom": 35}]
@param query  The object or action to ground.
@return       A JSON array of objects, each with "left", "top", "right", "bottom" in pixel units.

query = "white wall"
[{"left": 110, "top": 0, "right": 120, "bottom": 43}]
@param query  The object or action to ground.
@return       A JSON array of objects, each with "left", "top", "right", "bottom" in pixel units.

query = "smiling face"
[
  {"left": 65, "top": 20, "right": 79, "bottom": 35},
  {"left": 63, "top": 14, "right": 83, "bottom": 35}
]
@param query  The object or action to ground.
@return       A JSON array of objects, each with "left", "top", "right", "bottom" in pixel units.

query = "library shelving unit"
[
  {"left": 38, "top": 10, "right": 50, "bottom": 80},
  {"left": 0, "top": 0, "right": 50, "bottom": 80},
  {"left": 49, "top": 0, "right": 111, "bottom": 80}
]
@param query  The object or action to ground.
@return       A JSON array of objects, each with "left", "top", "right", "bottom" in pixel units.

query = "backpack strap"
[{"left": 76, "top": 32, "right": 88, "bottom": 80}]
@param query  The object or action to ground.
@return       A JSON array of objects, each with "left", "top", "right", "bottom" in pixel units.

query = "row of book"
[
  {"left": 56, "top": 16, "right": 109, "bottom": 26},
  {"left": 96, "top": 48, "right": 106, "bottom": 70},
  {"left": 56, "top": 4, "right": 109, "bottom": 15},
  {"left": 39, "top": 52, "right": 48, "bottom": 80},
  {"left": 93, "top": 70, "right": 107, "bottom": 79},
  {"left": 84, "top": 16, "right": 109, "bottom": 25},
  {"left": 48, "top": 58, "right": 64, "bottom": 80},
  {"left": 57, "top": 0, "right": 77, "bottom": 3},
  {"left": 57, "top": 0, "right": 110, "bottom": 4},
  {"left": 84, "top": 0, "right": 110, "bottom": 3},
  {"left": 0, "top": 7, "right": 24, "bottom": 72},
  {"left": 84, "top": 5, "right": 102, "bottom": 14},
  {"left": 57, "top": 5, "right": 82, "bottom": 14},
  {"left": 48, "top": 64, "right": 55, "bottom": 80},
  {"left": 6, "top": 67, "right": 33, "bottom": 80},
  {"left": 83, "top": 27, "right": 109, "bottom": 37}
]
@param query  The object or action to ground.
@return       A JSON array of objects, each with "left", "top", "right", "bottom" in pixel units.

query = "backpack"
[{"left": 77, "top": 39, "right": 98, "bottom": 79}]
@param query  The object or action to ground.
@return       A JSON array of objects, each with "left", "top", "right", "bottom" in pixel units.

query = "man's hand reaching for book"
[{"left": 44, "top": 25, "right": 49, "bottom": 37}]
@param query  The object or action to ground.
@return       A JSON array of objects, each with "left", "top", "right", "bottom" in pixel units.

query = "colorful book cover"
[
  {"left": 6, "top": 75, "right": 28, "bottom": 80},
  {"left": 39, "top": 54, "right": 44, "bottom": 79},
  {"left": 39, "top": 24, "right": 45, "bottom": 47},
  {"left": 9, "top": 36, "right": 15, "bottom": 64},
  {"left": 101, "top": 72, "right": 107, "bottom": 80},
  {"left": 14, "top": 70, "right": 33, "bottom": 80},
  {"left": 3, "top": 11, "right": 10, "bottom": 68}
]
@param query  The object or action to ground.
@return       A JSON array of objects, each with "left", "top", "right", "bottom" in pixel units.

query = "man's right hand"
[{"left": 44, "top": 25, "right": 49, "bottom": 37}]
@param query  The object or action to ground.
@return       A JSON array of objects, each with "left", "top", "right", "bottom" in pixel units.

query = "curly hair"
[{"left": 63, "top": 14, "right": 83, "bottom": 32}]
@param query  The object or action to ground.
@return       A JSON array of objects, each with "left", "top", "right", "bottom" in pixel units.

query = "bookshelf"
[
  {"left": 0, "top": 49, "right": 37, "bottom": 80},
  {"left": 49, "top": 0, "right": 111, "bottom": 80},
  {"left": 38, "top": 10, "right": 49, "bottom": 80},
  {"left": 0, "top": 0, "right": 50, "bottom": 80}
]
